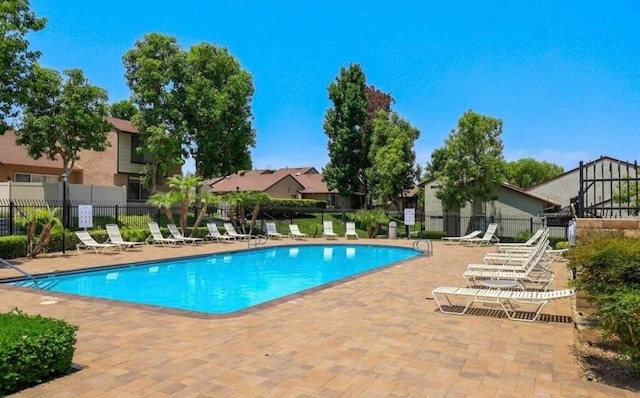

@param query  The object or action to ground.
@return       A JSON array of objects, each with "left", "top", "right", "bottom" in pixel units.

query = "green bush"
[
  {"left": 555, "top": 241, "right": 571, "bottom": 250},
  {"left": 568, "top": 232, "right": 640, "bottom": 372},
  {"left": 0, "top": 235, "right": 28, "bottom": 259},
  {"left": 0, "top": 309, "right": 78, "bottom": 396}
]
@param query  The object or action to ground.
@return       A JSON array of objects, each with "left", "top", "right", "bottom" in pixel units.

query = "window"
[
  {"left": 326, "top": 194, "right": 337, "bottom": 207},
  {"left": 14, "top": 173, "right": 58, "bottom": 183},
  {"left": 130, "top": 135, "right": 153, "bottom": 164},
  {"left": 127, "top": 176, "right": 150, "bottom": 201}
]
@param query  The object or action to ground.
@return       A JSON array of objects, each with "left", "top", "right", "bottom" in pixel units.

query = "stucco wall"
[{"left": 78, "top": 131, "right": 120, "bottom": 185}]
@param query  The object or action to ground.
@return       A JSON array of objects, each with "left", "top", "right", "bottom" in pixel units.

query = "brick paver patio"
[{"left": 0, "top": 239, "right": 634, "bottom": 397}]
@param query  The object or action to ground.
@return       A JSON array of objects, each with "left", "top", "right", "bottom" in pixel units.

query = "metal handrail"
[
  {"left": 1, "top": 257, "right": 38, "bottom": 285},
  {"left": 412, "top": 239, "right": 433, "bottom": 257},
  {"left": 247, "top": 234, "right": 268, "bottom": 248}
]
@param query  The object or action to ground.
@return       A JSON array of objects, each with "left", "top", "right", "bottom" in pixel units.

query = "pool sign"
[
  {"left": 78, "top": 205, "right": 93, "bottom": 228},
  {"left": 404, "top": 208, "right": 415, "bottom": 226}
]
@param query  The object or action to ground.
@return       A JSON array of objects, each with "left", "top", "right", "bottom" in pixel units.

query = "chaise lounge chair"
[
  {"left": 206, "top": 223, "right": 235, "bottom": 243},
  {"left": 168, "top": 224, "right": 204, "bottom": 245},
  {"left": 223, "top": 223, "right": 253, "bottom": 240},
  {"left": 265, "top": 222, "right": 286, "bottom": 239},
  {"left": 288, "top": 224, "right": 308, "bottom": 240},
  {"left": 345, "top": 222, "right": 358, "bottom": 240},
  {"left": 441, "top": 230, "right": 482, "bottom": 245},
  {"left": 105, "top": 224, "right": 144, "bottom": 250},
  {"left": 461, "top": 223, "right": 500, "bottom": 246},
  {"left": 431, "top": 286, "right": 575, "bottom": 322},
  {"left": 75, "top": 231, "right": 120, "bottom": 254},
  {"left": 496, "top": 228, "right": 548, "bottom": 252},
  {"left": 146, "top": 222, "right": 183, "bottom": 246},
  {"left": 322, "top": 221, "right": 338, "bottom": 239}
]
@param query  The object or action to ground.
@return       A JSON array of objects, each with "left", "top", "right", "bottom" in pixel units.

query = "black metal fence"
[{"left": 1, "top": 199, "right": 570, "bottom": 241}]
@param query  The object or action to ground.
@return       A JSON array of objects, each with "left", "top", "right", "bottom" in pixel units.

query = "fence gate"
[{"left": 576, "top": 158, "right": 640, "bottom": 218}]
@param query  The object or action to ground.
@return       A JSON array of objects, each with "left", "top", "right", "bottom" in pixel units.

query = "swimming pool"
[{"left": 10, "top": 244, "right": 421, "bottom": 314}]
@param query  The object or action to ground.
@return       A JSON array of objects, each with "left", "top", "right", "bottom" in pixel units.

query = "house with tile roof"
[
  {"left": 208, "top": 166, "right": 361, "bottom": 209},
  {"left": 1, "top": 117, "right": 178, "bottom": 202}
]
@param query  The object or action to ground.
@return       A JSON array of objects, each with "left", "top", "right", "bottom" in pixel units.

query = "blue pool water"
[{"left": 11, "top": 245, "right": 420, "bottom": 314}]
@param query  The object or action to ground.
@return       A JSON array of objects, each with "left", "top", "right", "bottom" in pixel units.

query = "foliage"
[
  {"left": 568, "top": 232, "right": 640, "bottom": 371},
  {"left": 0, "top": 309, "right": 78, "bottom": 396},
  {"left": 368, "top": 111, "right": 420, "bottom": 208},
  {"left": 123, "top": 33, "right": 187, "bottom": 194},
  {"left": 555, "top": 241, "right": 571, "bottom": 250},
  {"left": 0, "top": 0, "right": 46, "bottom": 131},
  {"left": 118, "top": 214, "right": 154, "bottom": 229},
  {"left": 612, "top": 174, "right": 640, "bottom": 216},
  {"left": 322, "top": 64, "right": 368, "bottom": 199},
  {"left": 12, "top": 206, "right": 61, "bottom": 258},
  {"left": 15, "top": 67, "right": 112, "bottom": 177},
  {"left": 108, "top": 99, "right": 138, "bottom": 120},
  {"left": 504, "top": 157, "right": 564, "bottom": 189},
  {"left": 223, "top": 191, "right": 271, "bottom": 233},
  {"left": 0, "top": 235, "right": 28, "bottom": 258},
  {"left": 352, "top": 209, "right": 389, "bottom": 238},
  {"left": 434, "top": 110, "right": 505, "bottom": 215},
  {"left": 182, "top": 42, "right": 255, "bottom": 178},
  {"left": 424, "top": 147, "right": 448, "bottom": 180}
]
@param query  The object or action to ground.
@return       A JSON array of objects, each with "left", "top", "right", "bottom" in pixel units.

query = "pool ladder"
[
  {"left": 248, "top": 234, "right": 268, "bottom": 248},
  {"left": 412, "top": 239, "right": 433, "bottom": 256}
]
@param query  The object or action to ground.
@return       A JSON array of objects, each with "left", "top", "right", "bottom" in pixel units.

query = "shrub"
[
  {"left": 0, "top": 235, "right": 28, "bottom": 259},
  {"left": 0, "top": 309, "right": 78, "bottom": 396},
  {"left": 555, "top": 241, "right": 571, "bottom": 250},
  {"left": 568, "top": 232, "right": 640, "bottom": 372}
]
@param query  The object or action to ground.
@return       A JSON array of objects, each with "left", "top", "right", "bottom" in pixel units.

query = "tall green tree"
[
  {"left": 435, "top": 110, "right": 505, "bottom": 214},
  {"left": 424, "top": 147, "right": 448, "bottom": 180},
  {"left": 109, "top": 99, "right": 138, "bottom": 120},
  {"left": 15, "top": 67, "right": 112, "bottom": 178},
  {"left": 322, "top": 64, "right": 368, "bottom": 203},
  {"left": 123, "top": 33, "right": 186, "bottom": 193},
  {"left": 0, "top": 0, "right": 46, "bottom": 131},
  {"left": 368, "top": 111, "right": 420, "bottom": 208},
  {"left": 182, "top": 42, "right": 255, "bottom": 179},
  {"left": 504, "top": 157, "right": 564, "bottom": 188}
]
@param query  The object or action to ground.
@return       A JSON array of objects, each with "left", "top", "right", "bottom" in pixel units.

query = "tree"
[
  {"left": 147, "top": 189, "right": 180, "bottom": 225},
  {"left": 368, "top": 111, "right": 420, "bottom": 208},
  {"left": 323, "top": 64, "right": 368, "bottom": 202},
  {"left": 182, "top": 42, "right": 255, "bottom": 179},
  {"left": 123, "top": 33, "right": 186, "bottom": 193},
  {"left": 15, "top": 67, "right": 112, "bottom": 179},
  {"left": 109, "top": 99, "right": 138, "bottom": 120},
  {"left": 0, "top": 0, "right": 46, "bottom": 131},
  {"left": 424, "top": 147, "right": 448, "bottom": 179},
  {"left": 352, "top": 209, "right": 389, "bottom": 238},
  {"left": 222, "top": 191, "right": 271, "bottom": 233},
  {"left": 504, "top": 157, "right": 564, "bottom": 188},
  {"left": 435, "top": 110, "right": 505, "bottom": 216},
  {"left": 612, "top": 174, "right": 640, "bottom": 216},
  {"left": 14, "top": 206, "right": 60, "bottom": 258}
]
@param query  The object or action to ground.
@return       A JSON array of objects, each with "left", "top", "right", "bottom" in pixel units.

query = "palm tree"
[
  {"left": 223, "top": 191, "right": 272, "bottom": 233},
  {"left": 147, "top": 190, "right": 180, "bottom": 226},
  {"left": 167, "top": 174, "right": 202, "bottom": 235},
  {"left": 353, "top": 209, "right": 389, "bottom": 238},
  {"left": 14, "top": 207, "right": 61, "bottom": 258},
  {"left": 192, "top": 190, "right": 220, "bottom": 235}
]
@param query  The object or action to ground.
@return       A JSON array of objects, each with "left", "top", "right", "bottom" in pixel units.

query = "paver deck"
[{"left": 0, "top": 239, "right": 634, "bottom": 397}]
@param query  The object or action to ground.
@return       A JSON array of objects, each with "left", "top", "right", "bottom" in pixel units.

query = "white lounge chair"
[
  {"left": 223, "top": 222, "right": 253, "bottom": 240},
  {"left": 322, "top": 221, "right": 338, "bottom": 239},
  {"left": 288, "top": 224, "right": 308, "bottom": 240},
  {"left": 345, "top": 222, "right": 358, "bottom": 239},
  {"left": 496, "top": 228, "right": 548, "bottom": 252},
  {"left": 75, "top": 231, "right": 120, "bottom": 254},
  {"left": 168, "top": 224, "right": 204, "bottom": 245},
  {"left": 461, "top": 223, "right": 500, "bottom": 246},
  {"left": 265, "top": 222, "right": 285, "bottom": 239},
  {"left": 105, "top": 224, "right": 143, "bottom": 250},
  {"left": 206, "top": 223, "right": 235, "bottom": 243},
  {"left": 432, "top": 286, "right": 575, "bottom": 322},
  {"left": 441, "top": 230, "right": 482, "bottom": 245},
  {"left": 146, "top": 222, "right": 183, "bottom": 246}
]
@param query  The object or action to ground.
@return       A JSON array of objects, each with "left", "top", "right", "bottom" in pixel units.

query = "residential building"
[
  {"left": 208, "top": 167, "right": 361, "bottom": 209},
  {"left": 1, "top": 117, "right": 177, "bottom": 202}
]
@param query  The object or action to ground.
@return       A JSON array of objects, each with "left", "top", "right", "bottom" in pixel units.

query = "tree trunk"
[{"left": 191, "top": 204, "right": 208, "bottom": 237}]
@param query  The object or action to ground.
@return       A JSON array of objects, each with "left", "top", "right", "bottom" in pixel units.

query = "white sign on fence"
[
  {"left": 404, "top": 208, "right": 416, "bottom": 226},
  {"left": 78, "top": 205, "right": 93, "bottom": 228}
]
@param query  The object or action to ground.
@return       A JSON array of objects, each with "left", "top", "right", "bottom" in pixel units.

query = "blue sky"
[{"left": 28, "top": 0, "right": 640, "bottom": 174}]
